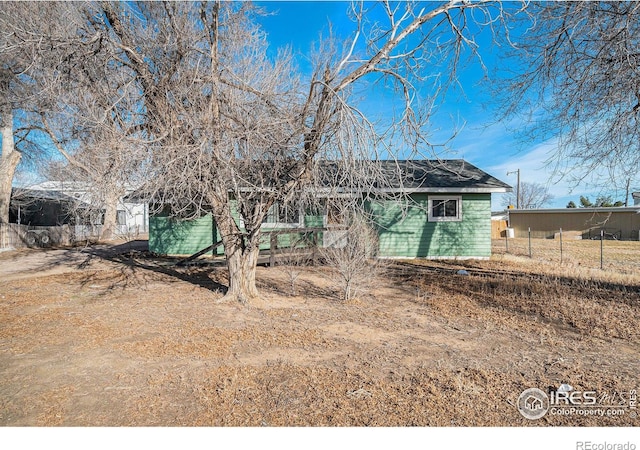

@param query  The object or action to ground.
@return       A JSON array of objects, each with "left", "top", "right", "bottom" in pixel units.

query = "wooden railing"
[{"left": 264, "top": 227, "right": 326, "bottom": 267}]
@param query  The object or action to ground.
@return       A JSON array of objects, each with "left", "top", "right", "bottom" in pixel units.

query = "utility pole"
[
  {"left": 507, "top": 169, "right": 521, "bottom": 209},
  {"left": 625, "top": 178, "right": 630, "bottom": 207}
]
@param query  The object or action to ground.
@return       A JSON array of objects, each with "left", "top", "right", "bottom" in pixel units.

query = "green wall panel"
[
  {"left": 370, "top": 193, "right": 491, "bottom": 258},
  {"left": 148, "top": 194, "right": 492, "bottom": 259},
  {"left": 149, "top": 211, "right": 325, "bottom": 256},
  {"left": 149, "top": 214, "right": 214, "bottom": 256}
]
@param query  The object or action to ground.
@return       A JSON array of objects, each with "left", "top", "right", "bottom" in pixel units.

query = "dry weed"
[{"left": 1, "top": 250, "right": 638, "bottom": 426}]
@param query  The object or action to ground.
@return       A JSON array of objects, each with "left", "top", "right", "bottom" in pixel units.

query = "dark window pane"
[
  {"left": 116, "top": 210, "right": 127, "bottom": 225},
  {"left": 432, "top": 200, "right": 446, "bottom": 217},
  {"left": 431, "top": 198, "right": 458, "bottom": 219},
  {"left": 444, "top": 199, "right": 457, "bottom": 217}
]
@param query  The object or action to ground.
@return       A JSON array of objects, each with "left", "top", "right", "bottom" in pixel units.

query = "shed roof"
[
  {"left": 508, "top": 207, "right": 640, "bottom": 214},
  {"left": 11, "top": 187, "right": 81, "bottom": 205}
]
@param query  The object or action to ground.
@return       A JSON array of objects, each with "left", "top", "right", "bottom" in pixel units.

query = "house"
[
  {"left": 508, "top": 207, "right": 640, "bottom": 240},
  {"left": 524, "top": 395, "right": 544, "bottom": 412},
  {"left": 14, "top": 181, "right": 149, "bottom": 235},
  {"left": 149, "top": 159, "right": 511, "bottom": 259}
]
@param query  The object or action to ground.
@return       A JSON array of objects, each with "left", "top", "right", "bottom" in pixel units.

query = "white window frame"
[
  {"left": 428, "top": 196, "right": 462, "bottom": 222},
  {"left": 260, "top": 202, "right": 303, "bottom": 229}
]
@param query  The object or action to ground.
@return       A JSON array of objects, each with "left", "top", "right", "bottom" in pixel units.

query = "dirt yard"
[{"left": 0, "top": 239, "right": 638, "bottom": 426}]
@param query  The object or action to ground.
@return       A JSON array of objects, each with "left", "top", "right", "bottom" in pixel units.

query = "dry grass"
[
  {"left": 492, "top": 237, "right": 640, "bottom": 279},
  {"left": 0, "top": 242, "right": 638, "bottom": 426}
]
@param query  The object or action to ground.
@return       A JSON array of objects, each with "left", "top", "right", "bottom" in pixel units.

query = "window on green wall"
[
  {"left": 428, "top": 196, "right": 462, "bottom": 222},
  {"left": 261, "top": 202, "right": 302, "bottom": 228}
]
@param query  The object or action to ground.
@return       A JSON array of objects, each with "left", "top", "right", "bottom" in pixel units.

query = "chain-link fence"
[{"left": 493, "top": 231, "right": 640, "bottom": 274}]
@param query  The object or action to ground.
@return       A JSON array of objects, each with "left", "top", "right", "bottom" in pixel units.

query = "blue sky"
[
  {"left": 255, "top": 0, "right": 639, "bottom": 210},
  {"left": 10, "top": 1, "right": 636, "bottom": 210}
]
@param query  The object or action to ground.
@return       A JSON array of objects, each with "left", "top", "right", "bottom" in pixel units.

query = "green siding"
[
  {"left": 149, "top": 214, "right": 215, "bottom": 256},
  {"left": 149, "top": 211, "right": 325, "bottom": 256},
  {"left": 148, "top": 194, "right": 492, "bottom": 259},
  {"left": 370, "top": 193, "right": 491, "bottom": 258}
]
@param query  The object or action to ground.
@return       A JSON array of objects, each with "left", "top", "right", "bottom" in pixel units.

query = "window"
[
  {"left": 116, "top": 210, "right": 127, "bottom": 226},
  {"left": 428, "top": 196, "right": 462, "bottom": 222},
  {"left": 325, "top": 202, "right": 346, "bottom": 227},
  {"left": 261, "top": 202, "right": 302, "bottom": 228}
]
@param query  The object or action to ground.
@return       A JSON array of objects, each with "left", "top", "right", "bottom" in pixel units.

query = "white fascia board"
[
  {"left": 236, "top": 186, "right": 511, "bottom": 196},
  {"left": 372, "top": 187, "right": 511, "bottom": 194}
]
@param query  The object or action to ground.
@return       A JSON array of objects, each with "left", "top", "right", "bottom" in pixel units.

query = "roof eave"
[{"left": 374, "top": 187, "right": 512, "bottom": 194}]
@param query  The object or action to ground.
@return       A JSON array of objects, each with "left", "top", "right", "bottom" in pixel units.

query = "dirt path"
[{"left": 0, "top": 240, "right": 148, "bottom": 281}]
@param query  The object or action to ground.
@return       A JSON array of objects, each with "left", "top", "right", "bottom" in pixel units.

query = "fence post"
[
  {"left": 269, "top": 232, "right": 277, "bottom": 268},
  {"left": 311, "top": 230, "right": 318, "bottom": 265},
  {"left": 600, "top": 229, "right": 604, "bottom": 270},
  {"left": 528, "top": 227, "right": 532, "bottom": 258},
  {"left": 559, "top": 228, "right": 563, "bottom": 264},
  {"left": 505, "top": 229, "right": 508, "bottom": 254}
]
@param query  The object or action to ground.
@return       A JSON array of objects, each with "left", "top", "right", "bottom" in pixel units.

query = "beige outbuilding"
[{"left": 507, "top": 207, "right": 640, "bottom": 240}]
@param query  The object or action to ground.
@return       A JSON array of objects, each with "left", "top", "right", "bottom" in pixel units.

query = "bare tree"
[
  {"left": 500, "top": 1, "right": 640, "bottom": 189},
  {"left": 1, "top": 2, "right": 147, "bottom": 240},
  {"left": 73, "top": 0, "right": 516, "bottom": 304},
  {"left": 0, "top": 76, "right": 20, "bottom": 227},
  {"left": 37, "top": 64, "right": 147, "bottom": 241},
  {"left": 321, "top": 214, "right": 380, "bottom": 302},
  {"left": 502, "top": 181, "right": 553, "bottom": 209},
  {"left": 0, "top": 2, "right": 65, "bottom": 226}
]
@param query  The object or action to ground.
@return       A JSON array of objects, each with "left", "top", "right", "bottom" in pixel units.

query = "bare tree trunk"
[
  {"left": 100, "top": 191, "right": 120, "bottom": 241},
  {"left": 0, "top": 106, "right": 20, "bottom": 225},
  {"left": 210, "top": 193, "right": 261, "bottom": 304},
  {"left": 225, "top": 241, "right": 260, "bottom": 304}
]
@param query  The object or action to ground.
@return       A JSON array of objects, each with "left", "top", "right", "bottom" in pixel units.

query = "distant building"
[
  {"left": 11, "top": 182, "right": 148, "bottom": 235},
  {"left": 508, "top": 207, "right": 640, "bottom": 240}
]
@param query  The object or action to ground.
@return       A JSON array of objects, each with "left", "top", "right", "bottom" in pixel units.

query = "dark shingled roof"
[
  {"left": 376, "top": 159, "right": 510, "bottom": 192},
  {"left": 130, "top": 159, "right": 511, "bottom": 203},
  {"left": 351, "top": 159, "right": 511, "bottom": 193}
]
